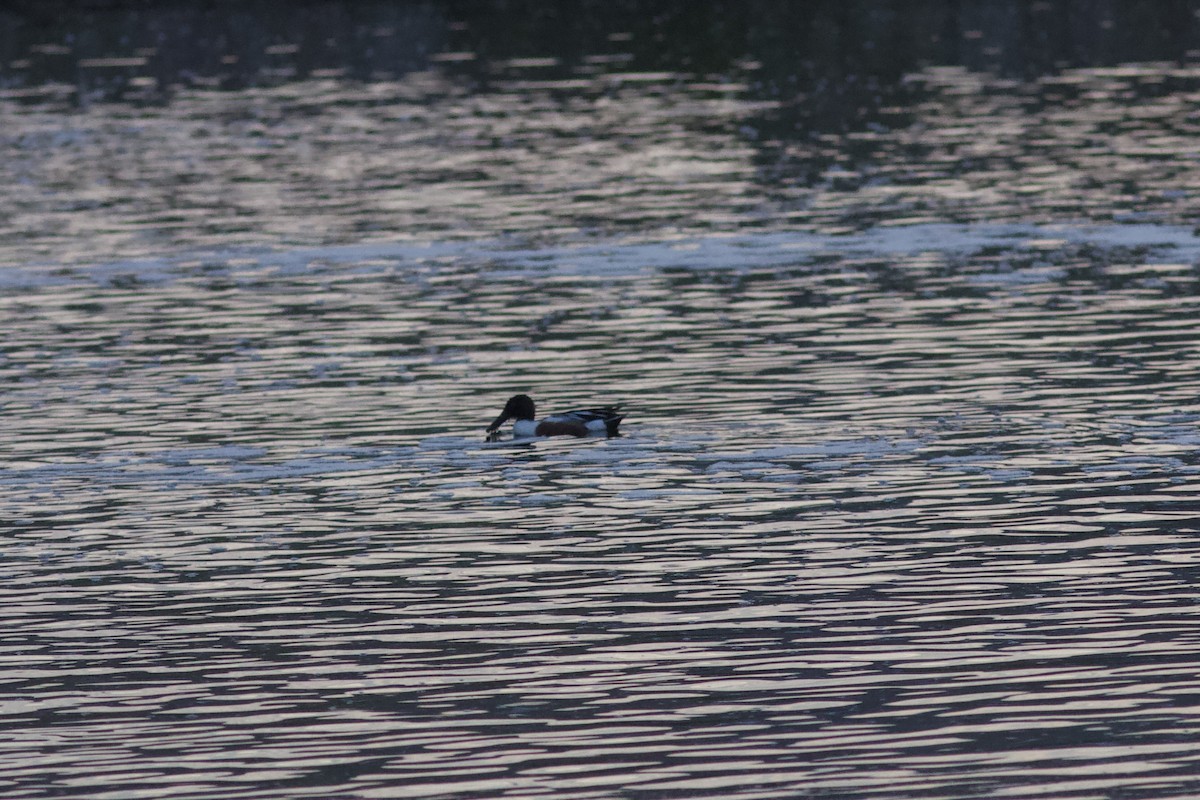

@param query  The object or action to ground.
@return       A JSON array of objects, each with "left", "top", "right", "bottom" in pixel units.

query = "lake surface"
[{"left": 6, "top": 2, "right": 1200, "bottom": 798}]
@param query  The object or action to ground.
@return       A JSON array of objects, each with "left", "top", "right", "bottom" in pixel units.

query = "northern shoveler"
[{"left": 486, "top": 394, "right": 624, "bottom": 438}]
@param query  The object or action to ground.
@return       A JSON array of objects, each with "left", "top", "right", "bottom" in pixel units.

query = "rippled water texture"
[{"left": 6, "top": 3, "right": 1200, "bottom": 799}]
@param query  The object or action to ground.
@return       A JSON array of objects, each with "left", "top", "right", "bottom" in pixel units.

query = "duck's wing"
[
  {"left": 552, "top": 404, "right": 624, "bottom": 424},
  {"left": 545, "top": 405, "right": 624, "bottom": 435}
]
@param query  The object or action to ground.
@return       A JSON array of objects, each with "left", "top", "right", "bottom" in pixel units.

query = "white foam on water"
[
  {"left": 704, "top": 439, "right": 924, "bottom": 462},
  {"left": 515, "top": 492, "right": 579, "bottom": 506},
  {"left": 5, "top": 222, "right": 1200, "bottom": 288},
  {"left": 704, "top": 460, "right": 780, "bottom": 474},
  {"left": 617, "top": 489, "right": 724, "bottom": 501},
  {"left": 983, "top": 469, "right": 1034, "bottom": 482}
]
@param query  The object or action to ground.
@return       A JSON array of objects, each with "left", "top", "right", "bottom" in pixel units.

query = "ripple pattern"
[{"left": 5, "top": 231, "right": 1200, "bottom": 798}]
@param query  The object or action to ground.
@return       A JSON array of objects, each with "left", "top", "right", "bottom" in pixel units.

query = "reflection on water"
[
  {"left": 4, "top": 0, "right": 1199, "bottom": 101},
  {"left": 4, "top": 11, "right": 1200, "bottom": 267},
  {"left": 6, "top": 1, "right": 1200, "bottom": 799}
]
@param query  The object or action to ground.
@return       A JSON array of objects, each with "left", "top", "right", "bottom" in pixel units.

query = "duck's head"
[{"left": 486, "top": 394, "right": 536, "bottom": 431}]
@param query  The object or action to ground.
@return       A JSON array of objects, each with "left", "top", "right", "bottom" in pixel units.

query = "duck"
[{"left": 486, "top": 394, "right": 624, "bottom": 438}]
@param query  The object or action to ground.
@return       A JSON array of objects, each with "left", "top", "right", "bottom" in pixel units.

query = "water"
[{"left": 5, "top": 2, "right": 1200, "bottom": 798}]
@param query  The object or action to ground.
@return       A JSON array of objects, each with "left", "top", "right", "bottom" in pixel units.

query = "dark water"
[{"left": 6, "top": 2, "right": 1200, "bottom": 799}]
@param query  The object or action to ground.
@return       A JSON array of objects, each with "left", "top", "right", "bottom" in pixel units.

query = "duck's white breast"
[{"left": 513, "top": 419, "right": 539, "bottom": 437}]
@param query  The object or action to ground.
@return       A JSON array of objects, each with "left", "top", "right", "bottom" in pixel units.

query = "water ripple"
[
  {"left": 5, "top": 224, "right": 1200, "bottom": 798},
  {"left": 7, "top": 11, "right": 1200, "bottom": 797}
]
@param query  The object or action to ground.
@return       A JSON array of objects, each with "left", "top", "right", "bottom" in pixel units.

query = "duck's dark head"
[{"left": 486, "top": 394, "right": 536, "bottom": 431}]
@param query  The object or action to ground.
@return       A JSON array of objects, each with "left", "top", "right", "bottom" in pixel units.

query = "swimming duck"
[{"left": 486, "top": 394, "right": 624, "bottom": 438}]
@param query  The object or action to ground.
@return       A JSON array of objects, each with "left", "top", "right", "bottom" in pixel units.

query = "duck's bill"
[{"left": 486, "top": 413, "right": 510, "bottom": 432}]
